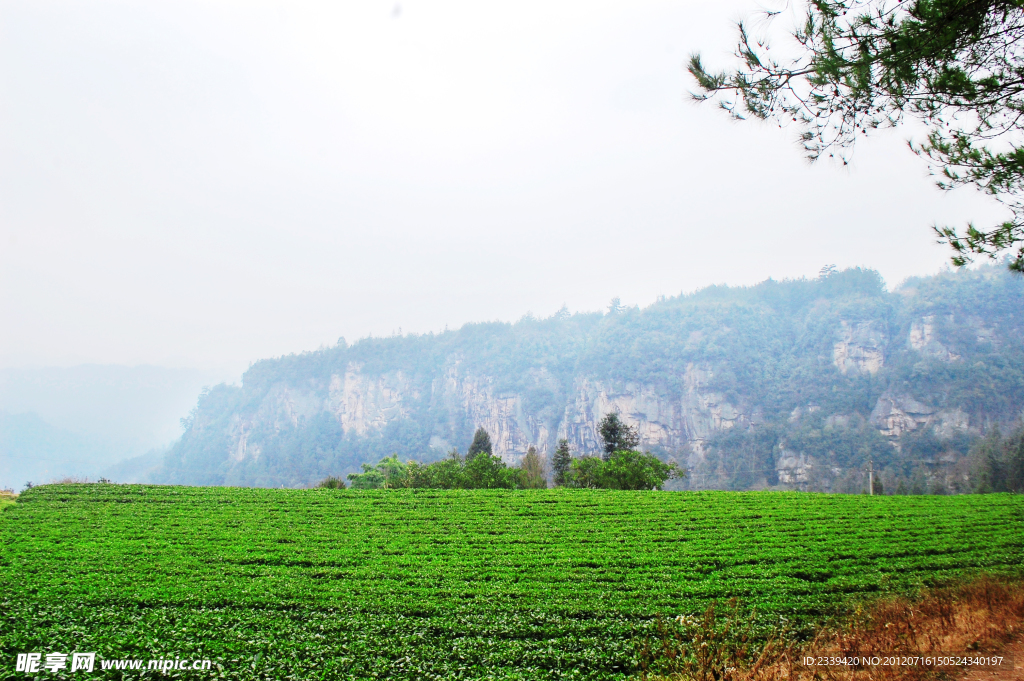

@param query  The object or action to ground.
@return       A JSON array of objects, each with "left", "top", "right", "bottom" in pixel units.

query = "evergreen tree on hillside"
[
  {"left": 552, "top": 439, "right": 572, "bottom": 486},
  {"left": 1009, "top": 430, "right": 1024, "bottom": 492},
  {"left": 467, "top": 428, "right": 493, "bottom": 462},
  {"left": 519, "top": 446, "right": 547, "bottom": 489},
  {"left": 598, "top": 413, "right": 640, "bottom": 460},
  {"left": 973, "top": 426, "right": 1024, "bottom": 493}
]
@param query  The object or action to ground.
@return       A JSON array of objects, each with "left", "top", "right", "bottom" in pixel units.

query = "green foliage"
[
  {"left": 463, "top": 450, "right": 518, "bottom": 489},
  {"left": 970, "top": 426, "right": 1024, "bottom": 493},
  {"left": 466, "top": 428, "right": 493, "bottom": 461},
  {"left": 597, "top": 413, "right": 640, "bottom": 459},
  {"left": 552, "top": 439, "right": 572, "bottom": 486},
  {"left": 2, "top": 485, "right": 1022, "bottom": 680},
  {"left": 565, "top": 451, "right": 683, "bottom": 490},
  {"left": 347, "top": 464, "right": 386, "bottom": 490},
  {"left": 601, "top": 450, "right": 684, "bottom": 490},
  {"left": 564, "top": 456, "right": 606, "bottom": 489},
  {"left": 315, "top": 475, "right": 346, "bottom": 489},
  {"left": 345, "top": 451, "right": 520, "bottom": 490},
  {"left": 375, "top": 454, "right": 410, "bottom": 488},
  {"left": 519, "top": 446, "right": 547, "bottom": 489},
  {"left": 690, "top": 0, "right": 1024, "bottom": 270},
  {"left": 407, "top": 451, "right": 466, "bottom": 489},
  {"left": 346, "top": 454, "right": 411, "bottom": 489}
]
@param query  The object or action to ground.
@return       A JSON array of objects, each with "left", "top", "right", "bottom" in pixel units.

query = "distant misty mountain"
[
  {"left": 156, "top": 265, "right": 1024, "bottom": 492},
  {"left": 0, "top": 411, "right": 106, "bottom": 488},
  {"left": 0, "top": 365, "right": 231, "bottom": 489}
]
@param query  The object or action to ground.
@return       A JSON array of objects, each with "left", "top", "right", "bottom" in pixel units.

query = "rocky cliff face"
[
  {"left": 908, "top": 316, "right": 960, "bottom": 361},
  {"left": 869, "top": 393, "right": 968, "bottom": 440},
  {"left": 222, "top": 360, "right": 747, "bottom": 468},
  {"left": 558, "top": 366, "right": 745, "bottom": 462},
  {"left": 219, "top": 311, "right": 983, "bottom": 472},
  {"left": 163, "top": 266, "right": 1024, "bottom": 488},
  {"left": 833, "top": 320, "right": 885, "bottom": 374}
]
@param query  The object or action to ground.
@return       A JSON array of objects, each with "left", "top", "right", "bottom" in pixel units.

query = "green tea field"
[{"left": 1, "top": 485, "right": 1022, "bottom": 679}]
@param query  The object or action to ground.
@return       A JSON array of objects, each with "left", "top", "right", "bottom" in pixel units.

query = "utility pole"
[{"left": 868, "top": 460, "right": 874, "bottom": 496}]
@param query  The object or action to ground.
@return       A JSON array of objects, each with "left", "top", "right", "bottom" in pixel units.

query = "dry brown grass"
[{"left": 639, "top": 575, "right": 1024, "bottom": 681}]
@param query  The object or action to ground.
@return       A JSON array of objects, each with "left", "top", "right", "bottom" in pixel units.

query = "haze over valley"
[{"left": 0, "top": 365, "right": 231, "bottom": 488}]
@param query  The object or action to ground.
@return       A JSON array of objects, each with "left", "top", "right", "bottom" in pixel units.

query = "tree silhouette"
[
  {"left": 467, "top": 428, "right": 493, "bottom": 462},
  {"left": 598, "top": 413, "right": 640, "bottom": 460}
]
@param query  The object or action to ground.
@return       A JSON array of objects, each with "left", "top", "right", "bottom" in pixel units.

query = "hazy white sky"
[{"left": 0, "top": 0, "right": 1010, "bottom": 377}]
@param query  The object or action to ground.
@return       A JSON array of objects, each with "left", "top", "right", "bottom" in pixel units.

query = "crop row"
[{"left": 1, "top": 486, "right": 1021, "bottom": 679}]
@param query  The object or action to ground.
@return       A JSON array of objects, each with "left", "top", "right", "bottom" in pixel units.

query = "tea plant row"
[{"left": 1, "top": 486, "right": 1020, "bottom": 680}]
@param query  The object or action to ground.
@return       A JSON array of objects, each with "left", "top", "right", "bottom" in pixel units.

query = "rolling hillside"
[{"left": 156, "top": 265, "right": 1024, "bottom": 490}]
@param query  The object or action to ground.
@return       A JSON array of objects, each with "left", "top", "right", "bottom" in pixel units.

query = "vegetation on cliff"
[{"left": 156, "top": 264, "right": 1024, "bottom": 490}]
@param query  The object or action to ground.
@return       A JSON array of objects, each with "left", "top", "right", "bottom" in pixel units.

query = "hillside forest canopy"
[{"left": 154, "top": 264, "right": 1024, "bottom": 495}]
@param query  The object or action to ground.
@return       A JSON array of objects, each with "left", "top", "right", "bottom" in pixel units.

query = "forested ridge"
[{"left": 156, "top": 265, "right": 1024, "bottom": 492}]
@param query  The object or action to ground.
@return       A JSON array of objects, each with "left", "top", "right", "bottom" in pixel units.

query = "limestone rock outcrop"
[
  {"left": 221, "top": 307, "right": 996, "bottom": 470},
  {"left": 908, "top": 316, "right": 961, "bottom": 361},
  {"left": 222, "top": 359, "right": 745, "bottom": 466},
  {"left": 869, "top": 392, "right": 969, "bottom": 440},
  {"left": 833, "top": 320, "right": 885, "bottom": 374}
]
